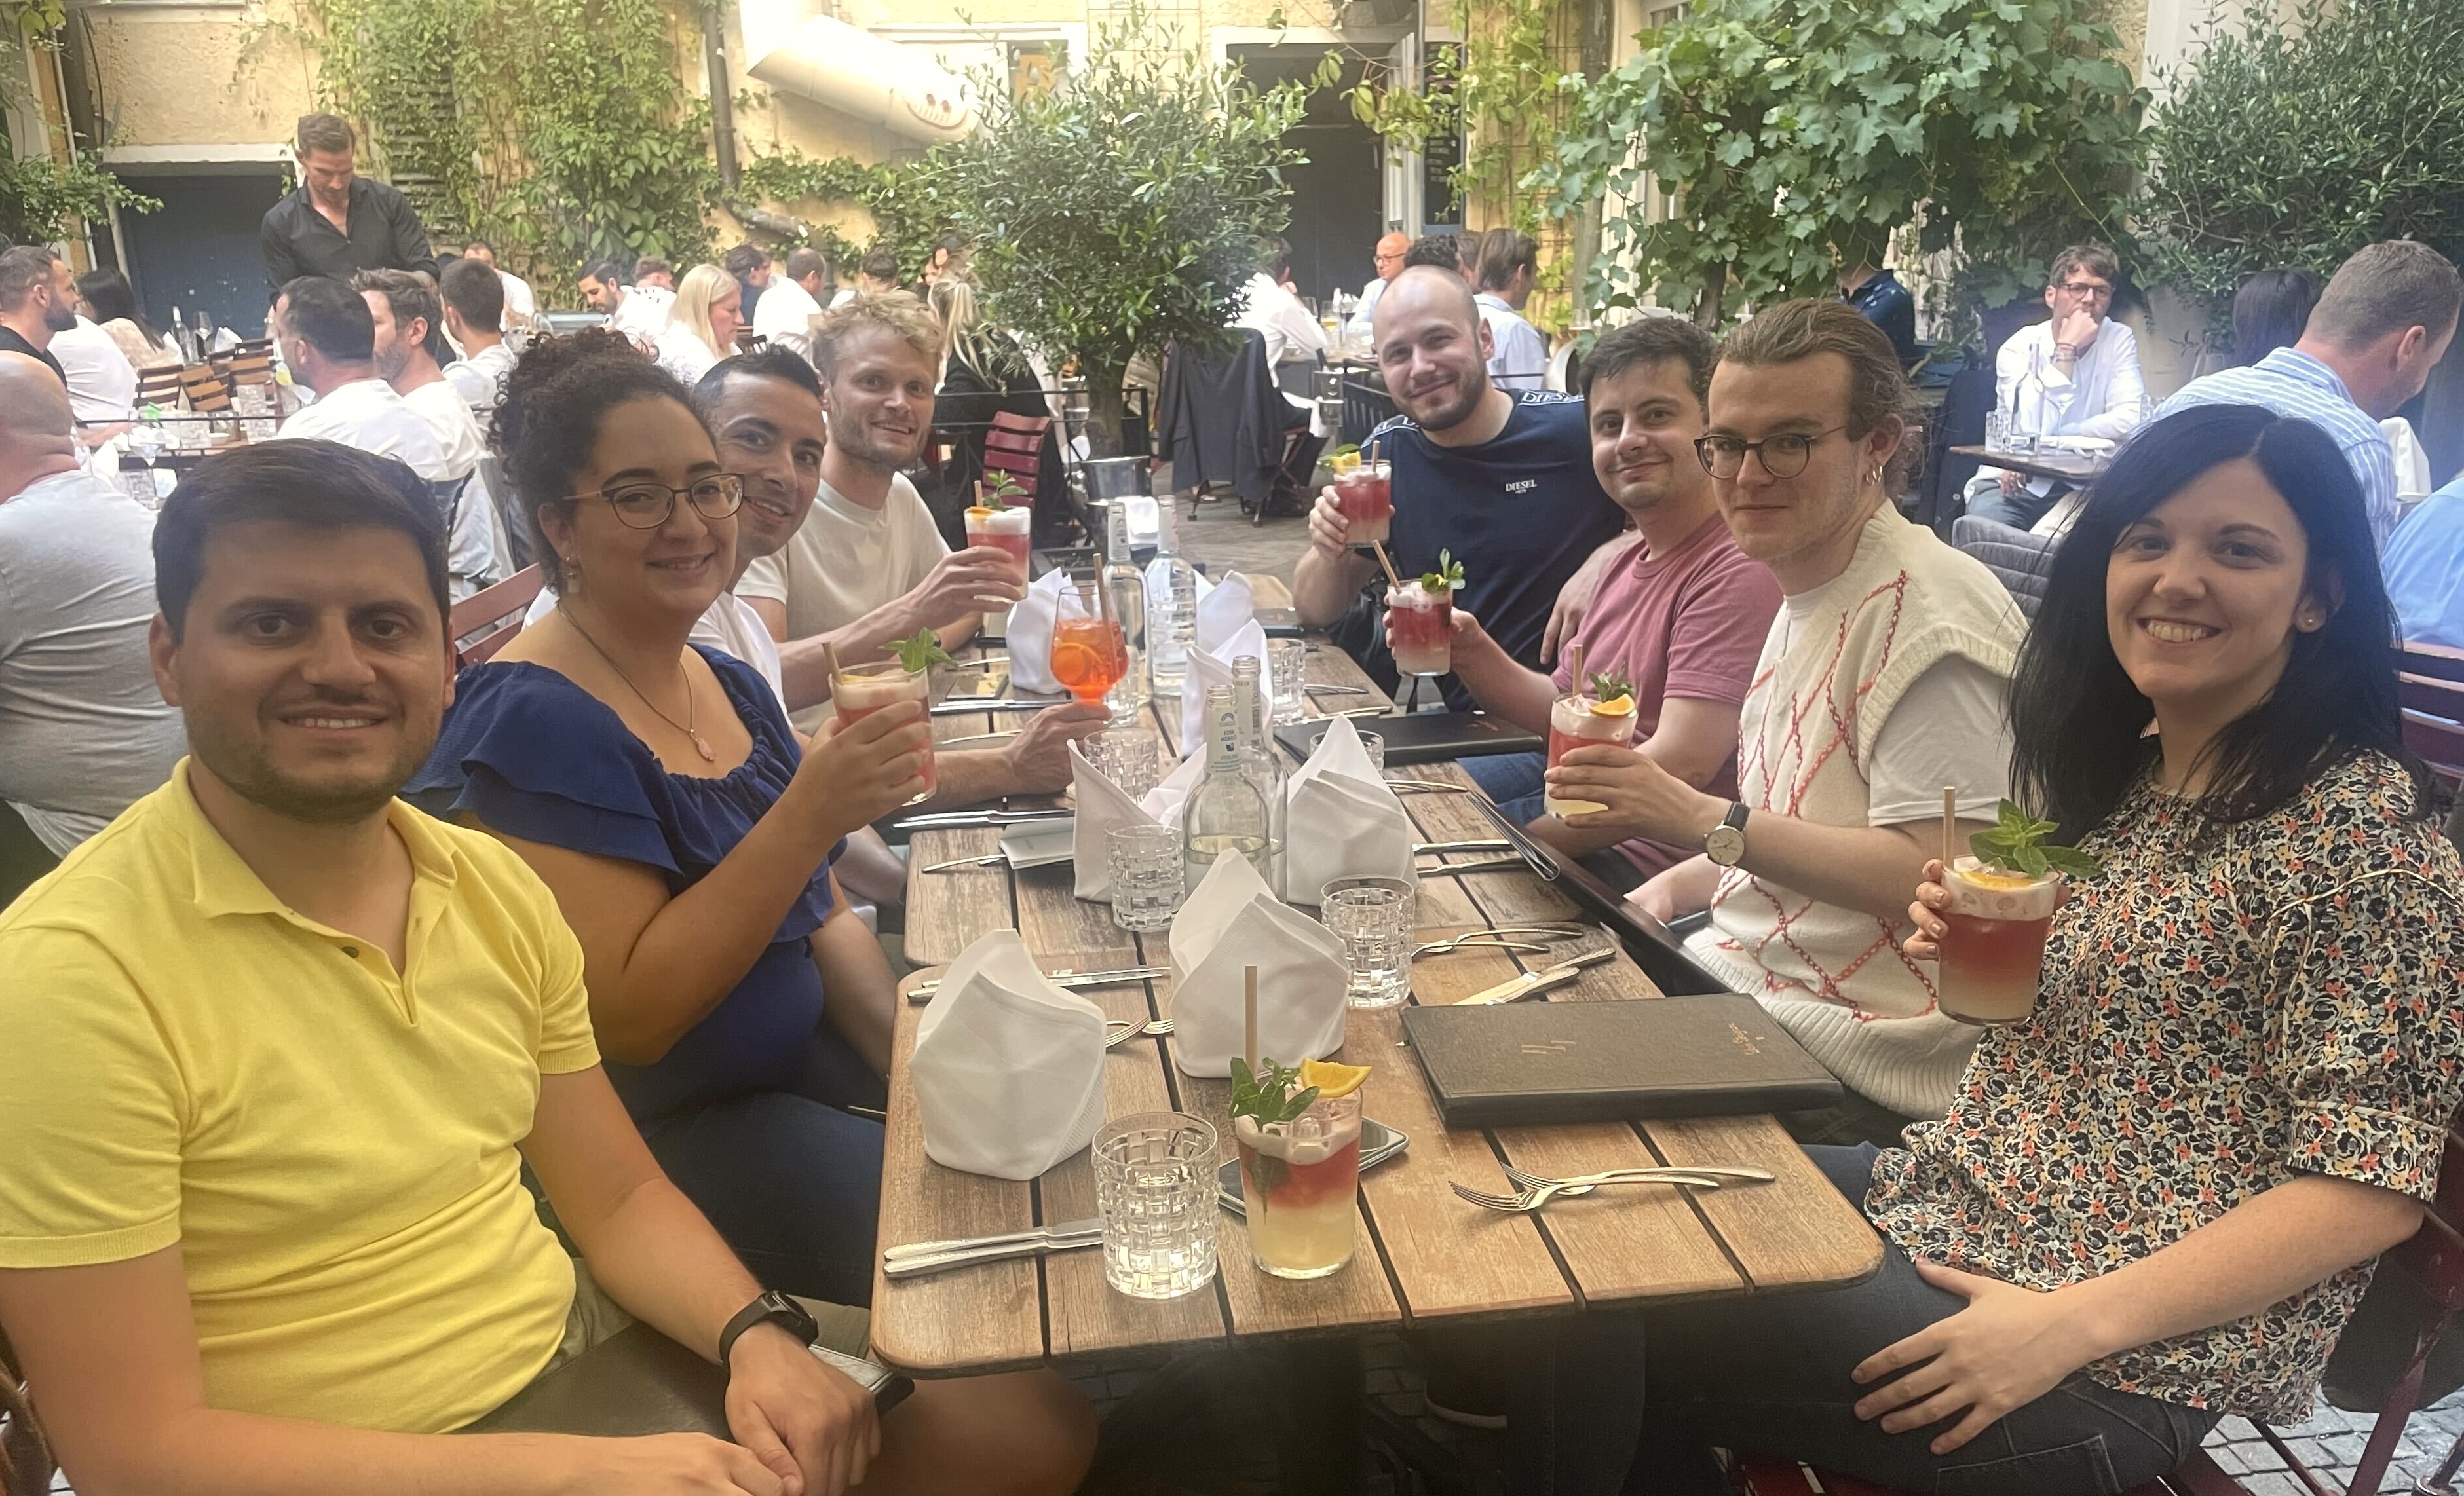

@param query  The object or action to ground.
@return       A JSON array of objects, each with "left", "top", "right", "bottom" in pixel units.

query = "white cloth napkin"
[
  {"left": 1166, "top": 853, "right": 1348, "bottom": 1077},
  {"left": 1005, "top": 569, "right": 1089, "bottom": 697},
  {"left": 1071, "top": 743, "right": 1205, "bottom": 900},
  {"left": 911, "top": 929, "right": 1107, "bottom": 1180},
  {"left": 1194, "top": 570, "right": 1256, "bottom": 654},
  {"left": 1280, "top": 712, "right": 1416, "bottom": 905},
  {"left": 1178, "top": 617, "right": 1271, "bottom": 757}
]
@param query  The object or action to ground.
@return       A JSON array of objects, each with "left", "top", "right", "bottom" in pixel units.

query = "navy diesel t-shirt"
[{"left": 1375, "top": 391, "right": 1627, "bottom": 702}]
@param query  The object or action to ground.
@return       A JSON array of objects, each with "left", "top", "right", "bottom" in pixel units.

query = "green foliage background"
[
  {"left": 0, "top": 1, "right": 159, "bottom": 248},
  {"left": 731, "top": 147, "right": 945, "bottom": 285}
]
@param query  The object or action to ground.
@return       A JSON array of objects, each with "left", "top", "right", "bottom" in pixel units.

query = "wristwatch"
[
  {"left": 1702, "top": 802, "right": 1751, "bottom": 867},
  {"left": 718, "top": 1290, "right": 820, "bottom": 1368}
]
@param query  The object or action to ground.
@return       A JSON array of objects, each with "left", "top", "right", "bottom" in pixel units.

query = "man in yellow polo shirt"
[{"left": 0, "top": 440, "right": 1094, "bottom": 1495}]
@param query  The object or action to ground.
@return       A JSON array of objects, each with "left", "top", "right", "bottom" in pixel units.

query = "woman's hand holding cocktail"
[{"left": 797, "top": 700, "right": 930, "bottom": 836}]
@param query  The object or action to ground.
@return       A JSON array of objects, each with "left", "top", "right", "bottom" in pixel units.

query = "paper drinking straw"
[
  {"left": 1370, "top": 539, "right": 1404, "bottom": 590},
  {"left": 1568, "top": 643, "right": 1585, "bottom": 696},
  {"left": 824, "top": 639, "right": 845, "bottom": 691},
  {"left": 1941, "top": 786, "right": 1958, "bottom": 873},
  {"left": 1244, "top": 965, "right": 1260, "bottom": 1074}
]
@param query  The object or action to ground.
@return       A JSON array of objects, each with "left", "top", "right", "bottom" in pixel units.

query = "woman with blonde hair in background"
[
  {"left": 925, "top": 275, "right": 1061, "bottom": 542},
  {"left": 654, "top": 263, "right": 741, "bottom": 384}
]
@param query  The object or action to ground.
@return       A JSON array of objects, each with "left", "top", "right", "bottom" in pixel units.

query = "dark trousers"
[{"left": 1483, "top": 1146, "right": 2218, "bottom": 1495}]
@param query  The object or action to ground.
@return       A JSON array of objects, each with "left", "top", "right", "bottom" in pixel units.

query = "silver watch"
[{"left": 1702, "top": 802, "right": 1751, "bottom": 867}]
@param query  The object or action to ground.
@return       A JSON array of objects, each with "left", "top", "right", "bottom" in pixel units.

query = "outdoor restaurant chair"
[{"left": 449, "top": 563, "right": 545, "bottom": 667}]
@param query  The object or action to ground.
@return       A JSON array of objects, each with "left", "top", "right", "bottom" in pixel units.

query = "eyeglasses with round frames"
[
  {"left": 1694, "top": 426, "right": 1848, "bottom": 480},
  {"left": 2055, "top": 280, "right": 2114, "bottom": 301},
  {"left": 557, "top": 474, "right": 747, "bottom": 529}
]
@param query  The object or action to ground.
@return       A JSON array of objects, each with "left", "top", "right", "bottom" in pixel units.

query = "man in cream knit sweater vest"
[{"left": 1544, "top": 301, "right": 2026, "bottom": 1145}]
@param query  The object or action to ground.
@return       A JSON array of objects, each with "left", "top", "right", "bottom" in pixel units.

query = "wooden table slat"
[
  {"left": 1642, "top": 1114, "right": 1884, "bottom": 1294},
  {"left": 901, "top": 827, "right": 1013, "bottom": 967}
]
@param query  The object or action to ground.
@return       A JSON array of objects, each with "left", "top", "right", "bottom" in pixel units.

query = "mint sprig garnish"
[
  {"left": 887, "top": 627, "right": 955, "bottom": 675},
  {"left": 1587, "top": 666, "right": 1635, "bottom": 704},
  {"left": 1229, "top": 1057, "right": 1321, "bottom": 1127},
  {"left": 1420, "top": 549, "right": 1466, "bottom": 593},
  {"left": 1970, "top": 799, "right": 2102, "bottom": 880}
]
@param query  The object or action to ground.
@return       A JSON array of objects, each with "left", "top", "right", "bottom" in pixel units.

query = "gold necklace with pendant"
[{"left": 558, "top": 605, "right": 717, "bottom": 763}]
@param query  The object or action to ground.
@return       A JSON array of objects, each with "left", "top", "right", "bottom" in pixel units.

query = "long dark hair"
[
  {"left": 2231, "top": 267, "right": 2321, "bottom": 367},
  {"left": 2009, "top": 403, "right": 2434, "bottom": 835},
  {"left": 75, "top": 266, "right": 162, "bottom": 347}
]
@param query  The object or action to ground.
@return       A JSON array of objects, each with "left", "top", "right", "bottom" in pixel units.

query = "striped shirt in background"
[{"left": 2153, "top": 348, "right": 2399, "bottom": 548}]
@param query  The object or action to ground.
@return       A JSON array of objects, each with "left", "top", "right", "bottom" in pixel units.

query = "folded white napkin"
[
  {"left": 1280, "top": 713, "right": 1416, "bottom": 905},
  {"left": 1071, "top": 743, "right": 1205, "bottom": 901},
  {"left": 1166, "top": 853, "right": 1348, "bottom": 1077},
  {"left": 911, "top": 929, "right": 1108, "bottom": 1180},
  {"left": 1194, "top": 570, "right": 1257, "bottom": 654},
  {"left": 1178, "top": 617, "right": 1271, "bottom": 757},
  {"left": 1005, "top": 569, "right": 1090, "bottom": 697}
]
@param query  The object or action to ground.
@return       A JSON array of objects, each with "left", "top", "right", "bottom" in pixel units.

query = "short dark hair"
[
  {"left": 1403, "top": 234, "right": 1461, "bottom": 273},
  {"left": 1579, "top": 315, "right": 1715, "bottom": 412},
  {"left": 1257, "top": 234, "right": 1293, "bottom": 282},
  {"left": 2231, "top": 268, "right": 2322, "bottom": 366},
  {"left": 2307, "top": 239, "right": 2463, "bottom": 350},
  {"left": 633, "top": 255, "right": 673, "bottom": 282},
  {"left": 0, "top": 244, "right": 58, "bottom": 310},
  {"left": 353, "top": 267, "right": 440, "bottom": 346},
  {"left": 1473, "top": 229, "right": 1538, "bottom": 295},
  {"left": 2011, "top": 403, "right": 2436, "bottom": 833},
  {"left": 493, "top": 327, "right": 708, "bottom": 591},
  {"left": 154, "top": 440, "right": 449, "bottom": 641},
  {"left": 464, "top": 237, "right": 493, "bottom": 257},
  {"left": 276, "top": 276, "right": 375, "bottom": 362},
  {"left": 695, "top": 346, "right": 824, "bottom": 409},
  {"left": 2047, "top": 242, "right": 2120, "bottom": 287},
  {"left": 295, "top": 113, "right": 354, "bottom": 156},
  {"left": 1715, "top": 298, "right": 1916, "bottom": 487},
  {"left": 723, "top": 242, "right": 771, "bottom": 278},
  {"left": 440, "top": 255, "right": 506, "bottom": 328},
  {"left": 580, "top": 259, "right": 624, "bottom": 288},
  {"left": 783, "top": 246, "right": 829, "bottom": 284},
  {"left": 860, "top": 246, "right": 901, "bottom": 283}
]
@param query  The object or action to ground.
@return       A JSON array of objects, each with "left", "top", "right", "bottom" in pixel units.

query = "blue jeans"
[
  {"left": 1461, "top": 751, "right": 1658, "bottom": 894},
  {"left": 634, "top": 1023, "right": 885, "bottom": 1307},
  {"left": 1485, "top": 1146, "right": 2218, "bottom": 1495},
  {"left": 1963, "top": 477, "right": 2067, "bottom": 531}
]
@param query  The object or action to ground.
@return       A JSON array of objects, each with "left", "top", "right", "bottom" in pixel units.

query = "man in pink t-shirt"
[{"left": 1431, "top": 317, "right": 1782, "bottom": 888}]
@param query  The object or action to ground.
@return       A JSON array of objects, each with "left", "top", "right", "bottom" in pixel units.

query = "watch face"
[{"left": 1703, "top": 824, "right": 1747, "bottom": 867}]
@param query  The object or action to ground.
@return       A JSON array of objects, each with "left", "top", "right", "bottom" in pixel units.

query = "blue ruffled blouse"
[{"left": 407, "top": 646, "right": 839, "bottom": 1119}]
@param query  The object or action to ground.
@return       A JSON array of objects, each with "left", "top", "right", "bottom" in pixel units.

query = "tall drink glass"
[
  {"left": 1050, "top": 582, "right": 1129, "bottom": 706},
  {"left": 1333, "top": 459, "right": 1392, "bottom": 545},
  {"left": 1544, "top": 691, "right": 1640, "bottom": 817},
  {"left": 835, "top": 659, "right": 935, "bottom": 805},
  {"left": 1235, "top": 1091, "right": 1362, "bottom": 1279},
  {"left": 1386, "top": 580, "right": 1454, "bottom": 678},
  {"left": 965, "top": 504, "right": 1032, "bottom": 639},
  {"left": 1936, "top": 856, "right": 2061, "bottom": 1024}
]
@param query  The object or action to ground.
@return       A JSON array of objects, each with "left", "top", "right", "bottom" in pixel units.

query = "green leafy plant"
[
  {"left": 887, "top": 627, "right": 957, "bottom": 676},
  {"left": 1533, "top": 0, "right": 2146, "bottom": 326},
  {"left": 2139, "top": 0, "right": 2464, "bottom": 309},
  {"left": 1970, "top": 800, "right": 2102, "bottom": 880},
  {"left": 1587, "top": 666, "right": 1635, "bottom": 705},
  {"left": 1228, "top": 1057, "right": 1321, "bottom": 1128},
  {"left": 731, "top": 147, "right": 945, "bottom": 286},
  {"left": 0, "top": 3, "right": 160, "bottom": 246},
  {"left": 1421, "top": 550, "right": 1467, "bottom": 594},
  {"left": 918, "top": 3, "right": 1308, "bottom": 457}
]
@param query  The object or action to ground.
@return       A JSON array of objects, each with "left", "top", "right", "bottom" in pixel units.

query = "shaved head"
[
  {"left": 1372, "top": 265, "right": 1496, "bottom": 434},
  {"left": 1378, "top": 265, "right": 1481, "bottom": 335},
  {"left": 0, "top": 351, "right": 78, "bottom": 501}
]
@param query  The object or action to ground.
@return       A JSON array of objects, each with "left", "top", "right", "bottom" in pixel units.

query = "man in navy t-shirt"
[{"left": 1294, "top": 266, "right": 1627, "bottom": 706}]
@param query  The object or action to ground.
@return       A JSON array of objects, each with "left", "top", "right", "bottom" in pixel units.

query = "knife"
[
  {"left": 1453, "top": 948, "right": 1618, "bottom": 1005},
  {"left": 930, "top": 697, "right": 1068, "bottom": 715},
  {"left": 907, "top": 966, "right": 1168, "bottom": 1003},
  {"left": 884, "top": 1217, "right": 1104, "bottom": 1262},
  {"left": 882, "top": 1233, "right": 1105, "bottom": 1279},
  {"left": 893, "top": 808, "right": 1074, "bottom": 830}
]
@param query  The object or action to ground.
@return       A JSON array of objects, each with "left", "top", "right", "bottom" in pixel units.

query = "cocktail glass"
[
  {"left": 1543, "top": 690, "right": 1640, "bottom": 818},
  {"left": 834, "top": 658, "right": 935, "bottom": 806},
  {"left": 1051, "top": 585, "right": 1129, "bottom": 707},
  {"left": 965, "top": 504, "right": 1033, "bottom": 639},
  {"left": 1936, "top": 857, "right": 2061, "bottom": 1024},
  {"left": 1234, "top": 1091, "right": 1361, "bottom": 1279},
  {"left": 1333, "top": 460, "right": 1392, "bottom": 545},
  {"left": 1386, "top": 580, "right": 1454, "bottom": 678}
]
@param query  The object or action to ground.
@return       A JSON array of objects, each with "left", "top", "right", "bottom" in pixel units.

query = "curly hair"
[{"left": 492, "top": 327, "right": 710, "bottom": 591}]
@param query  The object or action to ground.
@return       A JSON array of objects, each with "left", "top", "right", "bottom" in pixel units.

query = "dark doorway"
[
  {"left": 1228, "top": 43, "right": 1384, "bottom": 308},
  {"left": 117, "top": 171, "right": 291, "bottom": 339}
]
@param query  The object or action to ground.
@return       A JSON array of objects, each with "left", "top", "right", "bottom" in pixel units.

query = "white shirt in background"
[
  {"left": 401, "top": 380, "right": 509, "bottom": 596},
  {"left": 1344, "top": 277, "right": 1388, "bottom": 344},
  {"left": 278, "top": 378, "right": 451, "bottom": 479},
  {"left": 828, "top": 287, "right": 856, "bottom": 309},
  {"left": 752, "top": 277, "right": 822, "bottom": 362},
  {"left": 444, "top": 341, "right": 518, "bottom": 417},
  {"left": 523, "top": 586, "right": 785, "bottom": 707},
  {"left": 1234, "top": 271, "right": 1329, "bottom": 370},
  {"left": 496, "top": 269, "right": 537, "bottom": 326},
  {"left": 653, "top": 324, "right": 721, "bottom": 385},
  {"left": 1476, "top": 293, "right": 1548, "bottom": 392},
  {"left": 1982, "top": 318, "right": 2147, "bottom": 498},
  {"left": 48, "top": 317, "right": 138, "bottom": 423},
  {"left": 737, "top": 472, "right": 950, "bottom": 731},
  {"left": 608, "top": 286, "right": 673, "bottom": 346}
]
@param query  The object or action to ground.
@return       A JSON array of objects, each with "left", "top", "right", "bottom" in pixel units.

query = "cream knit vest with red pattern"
[{"left": 1684, "top": 506, "right": 2024, "bottom": 1119}]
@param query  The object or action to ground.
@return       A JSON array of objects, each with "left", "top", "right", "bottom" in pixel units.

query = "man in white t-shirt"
[
  {"left": 752, "top": 246, "right": 828, "bottom": 364},
  {"left": 579, "top": 257, "right": 673, "bottom": 348},
  {"left": 273, "top": 274, "right": 454, "bottom": 486},
  {"left": 438, "top": 256, "right": 516, "bottom": 422},
  {"left": 460, "top": 238, "right": 535, "bottom": 327},
  {"left": 357, "top": 269, "right": 508, "bottom": 597},
  {"left": 1471, "top": 229, "right": 1549, "bottom": 392}
]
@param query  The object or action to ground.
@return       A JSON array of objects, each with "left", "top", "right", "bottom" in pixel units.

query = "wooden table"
[
  {"left": 875, "top": 644, "right": 1881, "bottom": 1375},
  {"left": 1947, "top": 443, "right": 2110, "bottom": 487}
]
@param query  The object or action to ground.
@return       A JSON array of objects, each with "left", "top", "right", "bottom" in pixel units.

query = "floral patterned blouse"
[{"left": 1865, "top": 751, "right": 2464, "bottom": 1422}]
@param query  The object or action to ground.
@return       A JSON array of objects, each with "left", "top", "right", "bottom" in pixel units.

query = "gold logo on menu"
[{"left": 1728, "top": 1022, "right": 1762, "bottom": 1056}]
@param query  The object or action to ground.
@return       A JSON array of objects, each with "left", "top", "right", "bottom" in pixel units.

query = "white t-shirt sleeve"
[
  {"left": 1865, "top": 654, "right": 2013, "bottom": 826},
  {"left": 891, "top": 480, "right": 952, "bottom": 595},
  {"left": 737, "top": 551, "right": 789, "bottom": 604}
]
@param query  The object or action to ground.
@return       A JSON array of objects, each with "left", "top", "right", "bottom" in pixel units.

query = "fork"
[
  {"left": 1449, "top": 1172, "right": 1730, "bottom": 1213},
  {"left": 1103, "top": 1017, "right": 1177, "bottom": 1048},
  {"left": 1501, "top": 1161, "right": 1777, "bottom": 1191}
]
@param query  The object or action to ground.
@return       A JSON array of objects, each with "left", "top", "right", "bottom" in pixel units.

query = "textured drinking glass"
[
  {"left": 1093, "top": 1112, "right": 1219, "bottom": 1300},
  {"left": 1268, "top": 639, "right": 1310, "bottom": 725},
  {"left": 1107, "top": 824, "right": 1185, "bottom": 932},
  {"left": 1983, "top": 410, "right": 2011, "bottom": 453},
  {"left": 1086, "top": 727, "right": 1160, "bottom": 801},
  {"left": 1236, "top": 1091, "right": 1362, "bottom": 1279},
  {"left": 1354, "top": 731, "right": 1385, "bottom": 774},
  {"left": 1321, "top": 875, "right": 1414, "bottom": 1007}
]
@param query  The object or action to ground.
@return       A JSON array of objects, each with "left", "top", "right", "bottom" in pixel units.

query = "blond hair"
[
  {"left": 668, "top": 263, "right": 734, "bottom": 360},
  {"left": 810, "top": 290, "right": 943, "bottom": 379}
]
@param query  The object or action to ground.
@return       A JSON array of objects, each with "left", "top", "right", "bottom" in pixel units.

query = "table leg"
[{"left": 1265, "top": 1339, "right": 1367, "bottom": 1496}]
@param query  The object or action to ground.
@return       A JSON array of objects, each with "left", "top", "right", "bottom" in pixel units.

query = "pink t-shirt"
[{"left": 1551, "top": 511, "right": 1782, "bottom": 876}]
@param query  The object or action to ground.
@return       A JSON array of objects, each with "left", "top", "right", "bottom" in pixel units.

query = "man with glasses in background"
[
  {"left": 1548, "top": 299, "right": 2024, "bottom": 1148},
  {"left": 1343, "top": 231, "right": 1411, "bottom": 345},
  {"left": 1965, "top": 243, "right": 2146, "bottom": 531}
]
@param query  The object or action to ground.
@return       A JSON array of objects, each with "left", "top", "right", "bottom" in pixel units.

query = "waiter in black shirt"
[
  {"left": 0, "top": 245, "right": 73, "bottom": 384},
  {"left": 260, "top": 114, "right": 435, "bottom": 290}
]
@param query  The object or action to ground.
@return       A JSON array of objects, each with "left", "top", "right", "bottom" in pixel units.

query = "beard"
[
  {"left": 43, "top": 300, "right": 77, "bottom": 333},
  {"left": 1401, "top": 366, "right": 1488, "bottom": 434},
  {"left": 184, "top": 701, "right": 432, "bottom": 827},
  {"left": 831, "top": 419, "right": 922, "bottom": 471},
  {"left": 371, "top": 342, "right": 410, "bottom": 383}
]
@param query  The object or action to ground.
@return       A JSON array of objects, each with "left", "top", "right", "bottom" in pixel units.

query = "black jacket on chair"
[{"left": 1156, "top": 329, "right": 1286, "bottom": 510}]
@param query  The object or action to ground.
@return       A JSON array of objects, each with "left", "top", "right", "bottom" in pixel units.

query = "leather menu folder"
[{"left": 1399, "top": 994, "right": 1842, "bottom": 1127}]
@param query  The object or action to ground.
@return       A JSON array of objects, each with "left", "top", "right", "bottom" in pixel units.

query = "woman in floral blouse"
[{"left": 1507, "top": 405, "right": 2464, "bottom": 1496}]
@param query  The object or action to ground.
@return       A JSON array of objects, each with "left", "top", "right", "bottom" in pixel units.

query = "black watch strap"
[{"left": 718, "top": 1290, "right": 819, "bottom": 1369}]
